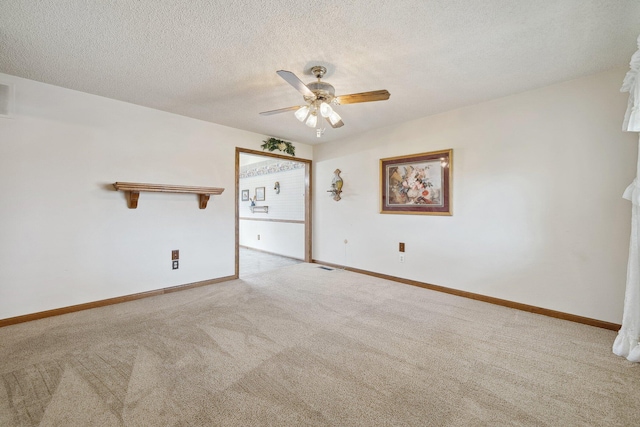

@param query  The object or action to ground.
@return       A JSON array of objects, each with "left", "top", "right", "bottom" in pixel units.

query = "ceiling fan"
[{"left": 259, "top": 65, "right": 390, "bottom": 137}]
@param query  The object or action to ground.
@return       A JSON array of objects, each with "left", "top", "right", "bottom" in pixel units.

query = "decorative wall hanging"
[
  {"left": 239, "top": 159, "right": 304, "bottom": 179},
  {"left": 328, "top": 169, "right": 343, "bottom": 201},
  {"left": 249, "top": 206, "right": 269, "bottom": 214},
  {"left": 380, "top": 149, "right": 452, "bottom": 215},
  {"left": 241, "top": 189, "right": 250, "bottom": 201},
  {"left": 274, "top": 181, "right": 280, "bottom": 194},
  {"left": 255, "top": 186, "right": 265, "bottom": 201},
  {"left": 261, "top": 137, "right": 296, "bottom": 156}
]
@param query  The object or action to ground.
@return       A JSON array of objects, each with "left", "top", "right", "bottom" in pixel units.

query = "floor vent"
[{"left": 318, "top": 266, "right": 334, "bottom": 271}]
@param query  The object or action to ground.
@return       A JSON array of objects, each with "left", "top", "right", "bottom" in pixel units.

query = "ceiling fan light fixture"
[
  {"left": 320, "top": 102, "right": 333, "bottom": 118},
  {"left": 305, "top": 112, "right": 318, "bottom": 128},
  {"left": 294, "top": 105, "right": 309, "bottom": 122},
  {"left": 328, "top": 110, "right": 342, "bottom": 125},
  {"left": 260, "top": 66, "right": 391, "bottom": 135}
]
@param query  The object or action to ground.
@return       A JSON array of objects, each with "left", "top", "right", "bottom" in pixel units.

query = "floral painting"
[{"left": 380, "top": 149, "right": 452, "bottom": 215}]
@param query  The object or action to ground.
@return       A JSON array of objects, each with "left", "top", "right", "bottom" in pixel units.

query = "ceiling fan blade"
[
  {"left": 259, "top": 106, "right": 303, "bottom": 116},
  {"left": 335, "top": 90, "right": 390, "bottom": 105},
  {"left": 326, "top": 117, "right": 344, "bottom": 128},
  {"left": 276, "top": 70, "right": 315, "bottom": 98}
]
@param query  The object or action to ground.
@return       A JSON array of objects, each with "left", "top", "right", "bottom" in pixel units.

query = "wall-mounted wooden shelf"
[
  {"left": 113, "top": 182, "right": 224, "bottom": 209},
  {"left": 249, "top": 206, "right": 269, "bottom": 214}
]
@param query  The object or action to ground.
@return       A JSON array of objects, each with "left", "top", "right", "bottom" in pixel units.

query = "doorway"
[{"left": 235, "top": 148, "right": 312, "bottom": 278}]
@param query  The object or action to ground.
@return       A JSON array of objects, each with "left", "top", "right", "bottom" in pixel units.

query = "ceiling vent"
[{"left": 0, "top": 83, "right": 15, "bottom": 118}]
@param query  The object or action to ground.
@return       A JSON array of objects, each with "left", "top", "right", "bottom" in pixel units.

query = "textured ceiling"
[{"left": 1, "top": 1, "right": 639, "bottom": 145}]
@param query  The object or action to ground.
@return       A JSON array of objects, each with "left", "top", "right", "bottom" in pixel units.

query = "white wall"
[
  {"left": 0, "top": 73, "right": 311, "bottom": 319},
  {"left": 313, "top": 68, "right": 637, "bottom": 324},
  {"left": 2, "top": 69, "right": 634, "bottom": 325},
  {"left": 239, "top": 160, "right": 306, "bottom": 220},
  {"left": 238, "top": 158, "right": 307, "bottom": 258},
  {"left": 239, "top": 220, "right": 305, "bottom": 259}
]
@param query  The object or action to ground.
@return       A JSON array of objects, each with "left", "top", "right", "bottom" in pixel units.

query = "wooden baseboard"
[
  {"left": 312, "top": 259, "right": 621, "bottom": 331},
  {"left": 3, "top": 263, "right": 621, "bottom": 332},
  {"left": 0, "top": 275, "right": 237, "bottom": 328}
]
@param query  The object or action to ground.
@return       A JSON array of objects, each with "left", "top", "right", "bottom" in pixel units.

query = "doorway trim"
[{"left": 235, "top": 148, "right": 312, "bottom": 277}]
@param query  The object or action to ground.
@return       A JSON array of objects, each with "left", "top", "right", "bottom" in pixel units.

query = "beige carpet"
[{"left": 0, "top": 263, "right": 638, "bottom": 426}]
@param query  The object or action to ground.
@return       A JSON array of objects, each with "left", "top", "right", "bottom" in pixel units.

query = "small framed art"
[
  {"left": 255, "top": 186, "right": 265, "bottom": 201},
  {"left": 241, "top": 189, "right": 250, "bottom": 201}
]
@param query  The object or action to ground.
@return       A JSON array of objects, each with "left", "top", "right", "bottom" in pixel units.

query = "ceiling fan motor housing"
[{"left": 305, "top": 81, "right": 335, "bottom": 103}]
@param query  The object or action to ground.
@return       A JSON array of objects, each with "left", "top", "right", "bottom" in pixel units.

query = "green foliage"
[{"left": 261, "top": 137, "right": 295, "bottom": 156}]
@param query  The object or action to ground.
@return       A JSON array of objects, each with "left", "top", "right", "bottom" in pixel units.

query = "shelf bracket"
[
  {"left": 199, "top": 194, "right": 210, "bottom": 209},
  {"left": 128, "top": 191, "right": 140, "bottom": 209}
]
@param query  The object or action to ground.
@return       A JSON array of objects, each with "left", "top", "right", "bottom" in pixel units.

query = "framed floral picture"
[
  {"left": 255, "top": 187, "right": 265, "bottom": 201},
  {"left": 241, "top": 189, "right": 250, "bottom": 201},
  {"left": 380, "top": 149, "right": 452, "bottom": 215}
]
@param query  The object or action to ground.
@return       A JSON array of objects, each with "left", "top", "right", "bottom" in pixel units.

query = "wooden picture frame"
[
  {"left": 255, "top": 186, "right": 265, "bottom": 201},
  {"left": 380, "top": 149, "right": 452, "bottom": 215},
  {"left": 241, "top": 189, "right": 250, "bottom": 201}
]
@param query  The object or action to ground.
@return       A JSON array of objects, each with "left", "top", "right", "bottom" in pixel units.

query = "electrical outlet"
[
  {"left": 399, "top": 243, "right": 405, "bottom": 252},
  {"left": 399, "top": 254, "right": 405, "bottom": 263},
  {"left": 257, "top": 234, "right": 260, "bottom": 240},
  {"left": 172, "top": 260, "right": 179, "bottom": 270}
]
